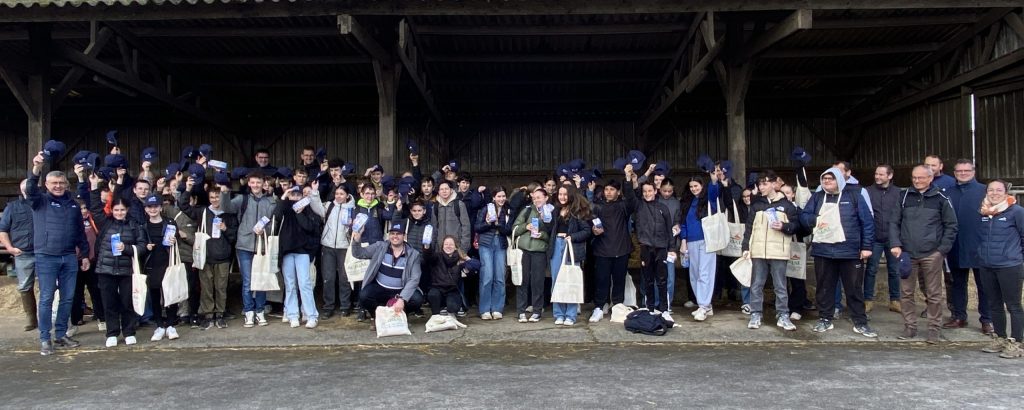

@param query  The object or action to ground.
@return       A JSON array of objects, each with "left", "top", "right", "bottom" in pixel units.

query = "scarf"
[{"left": 980, "top": 196, "right": 1015, "bottom": 217}]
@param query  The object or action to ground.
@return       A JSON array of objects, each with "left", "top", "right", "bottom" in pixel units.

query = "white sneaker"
[
  {"left": 528, "top": 314, "right": 541, "bottom": 322},
  {"left": 125, "top": 336, "right": 137, "bottom": 345},
  {"left": 790, "top": 312, "right": 803, "bottom": 321},
  {"left": 66, "top": 325, "right": 79, "bottom": 338},
  {"left": 481, "top": 312, "right": 493, "bottom": 320},
  {"left": 105, "top": 337, "right": 117, "bottom": 348},
  {"left": 166, "top": 326, "right": 179, "bottom": 340},
  {"left": 693, "top": 308, "right": 708, "bottom": 322},
  {"left": 705, "top": 308, "right": 715, "bottom": 317},
  {"left": 683, "top": 301, "right": 697, "bottom": 309},
  {"left": 554, "top": 317, "right": 565, "bottom": 326},
  {"left": 518, "top": 313, "right": 527, "bottom": 323},
  {"left": 492, "top": 312, "right": 503, "bottom": 320},
  {"left": 589, "top": 308, "right": 604, "bottom": 323},
  {"left": 661, "top": 311, "right": 675, "bottom": 323},
  {"left": 289, "top": 319, "right": 300, "bottom": 328},
  {"left": 741, "top": 304, "right": 752, "bottom": 315},
  {"left": 151, "top": 327, "right": 166, "bottom": 341},
  {"left": 244, "top": 311, "right": 255, "bottom": 328},
  {"left": 256, "top": 312, "right": 269, "bottom": 326},
  {"left": 97, "top": 321, "right": 107, "bottom": 332},
  {"left": 305, "top": 319, "right": 318, "bottom": 329},
  {"left": 564, "top": 319, "right": 575, "bottom": 327}
]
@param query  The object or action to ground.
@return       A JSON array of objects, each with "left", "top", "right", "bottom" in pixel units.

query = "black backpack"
[{"left": 623, "top": 310, "right": 672, "bottom": 336}]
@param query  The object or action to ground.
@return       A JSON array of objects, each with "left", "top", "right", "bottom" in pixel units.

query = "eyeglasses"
[
  {"left": 911, "top": 176, "right": 931, "bottom": 181},
  {"left": 954, "top": 169, "right": 974, "bottom": 173}
]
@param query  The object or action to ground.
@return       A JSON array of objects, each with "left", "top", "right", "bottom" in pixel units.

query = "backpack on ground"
[{"left": 623, "top": 309, "right": 673, "bottom": 336}]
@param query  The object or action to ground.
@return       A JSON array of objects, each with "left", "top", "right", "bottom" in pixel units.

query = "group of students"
[{"left": 4, "top": 139, "right": 1022, "bottom": 360}]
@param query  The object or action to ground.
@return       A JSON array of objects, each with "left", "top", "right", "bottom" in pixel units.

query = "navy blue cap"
[
  {"left": 198, "top": 144, "right": 212, "bottom": 159},
  {"left": 188, "top": 164, "right": 206, "bottom": 181},
  {"left": 381, "top": 175, "right": 396, "bottom": 192},
  {"left": 556, "top": 163, "right": 571, "bottom": 178},
  {"left": 86, "top": 153, "right": 100, "bottom": 170},
  {"left": 612, "top": 157, "right": 628, "bottom": 170},
  {"left": 73, "top": 150, "right": 93, "bottom": 167},
  {"left": 42, "top": 140, "right": 66, "bottom": 160},
  {"left": 627, "top": 150, "right": 646, "bottom": 169},
  {"left": 406, "top": 139, "right": 418, "bottom": 154},
  {"left": 791, "top": 146, "right": 811, "bottom": 165},
  {"left": 654, "top": 160, "right": 671, "bottom": 176},
  {"left": 214, "top": 171, "right": 230, "bottom": 186},
  {"left": 463, "top": 259, "right": 482, "bottom": 272},
  {"left": 141, "top": 147, "right": 157, "bottom": 162},
  {"left": 165, "top": 163, "right": 182, "bottom": 177},
  {"left": 696, "top": 154, "right": 715, "bottom": 173},
  {"left": 567, "top": 158, "right": 585, "bottom": 173},
  {"left": 181, "top": 146, "right": 196, "bottom": 161},
  {"left": 341, "top": 162, "right": 356, "bottom": 175},
  {"left": 105, "top": 130, "right": 118, "bottom": 147},
  {"left": 275, "top": 167, "right": 293, "bottom": 179},
  {"left": 315, "top": 147, "right": 327, "bottom": 163},
  {"left": 97, "top": 166, "right": 115, "bottom": 180},
  {"left": 898, "top": 253, "right": 912, "bottom": 279},
  {"left": 746, "top": 172, "right": 759, "bottom": 190},
  {"left": 143, "top": 194, "right": 161, "bottom": 207},
  {"left": 720, "top": 160, "right": 734, "bottom": 178},
  {"left": 398, "top": 175, "right": 417, "bottom": 195},
  {"left": 230, "top": 167, "right": 249, "bottom": 180},
  {"left": 448, "top": 160, "right": 460, "bottom": 173},
  {"left": 104, "top": 154, "right": 127, "bottom": 169},
  {"left": 388, "top": 221, "right": 406, "bottom": 233}
]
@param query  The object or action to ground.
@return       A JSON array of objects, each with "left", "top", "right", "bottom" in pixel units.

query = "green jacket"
[{"left": 513, "top": 204, "right": 551, "bottom": 252}]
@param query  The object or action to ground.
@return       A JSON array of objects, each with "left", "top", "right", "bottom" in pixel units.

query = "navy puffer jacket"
[{"left": 976, "top": 204, "right": 1024, "bottom": 268}]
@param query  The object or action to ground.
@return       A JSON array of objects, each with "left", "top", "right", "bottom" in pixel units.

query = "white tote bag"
[
  {"left": 812, "top": 191, "right": 847, "bottom": 244},
  {"left": 192, "top": 210, "right": 210, "bottom": 269},
  {"left": 130, "top": 245, "right": 148, "bottom": 316},
  {"left": 507, "top": 226, "right": 523, "bottom": 286},
  {"left": 375, "top": 306, "right": 412, "bottom": 337},
  {"left": 344, "top": 239, "right": 370, "bottom": 287},
  {"left": 729, "top": 254, "right": 752, "bottom": 288},
  {"left": 609, "top": 303, "right": 635, "bottom": 323},
  {"left": 250, "top": 234, "right": 281, "bottom": 291},
  {"left": 550, "top": 238, "right": 585, "bottom": 304},
  {"left": 795, "top": 168, "right": 812, "bottom": 209},
  {"left": 718, "top": 200, "right": 746, "bottom": 257},
  {"left": 701, "top": 201, "right": 730, "bottom": 253},
  {"left": 786, "top": 240, "right": 808, "bottom": 280},
  {"left": 623, "top": 273, "right": 639, "bottom": 307},
  {"left": 162, "top": 243, "right": 190, "bottom": 306}
]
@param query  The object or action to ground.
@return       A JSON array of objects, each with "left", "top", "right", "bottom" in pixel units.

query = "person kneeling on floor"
[
  {"left": 423, "top": 235, "right": 476, "bottom": 316},
  {"left": 351, "top": 221, "right": 425, "bottom": 321}
]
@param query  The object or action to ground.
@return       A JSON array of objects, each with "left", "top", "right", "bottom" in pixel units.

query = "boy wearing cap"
[{"left": 351, "top": 221, "right": 425, "bottom": 318}]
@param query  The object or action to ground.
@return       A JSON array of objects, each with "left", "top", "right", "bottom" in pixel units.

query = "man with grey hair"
[
  {"left": 891, "top": 164, "right": 958, "bottom": 344},
  {"left": 26, "top": 153, "right": 90, "bottom": 356},
  {"left": 0, "top": 179, "right": 38, "bottom": 331}
]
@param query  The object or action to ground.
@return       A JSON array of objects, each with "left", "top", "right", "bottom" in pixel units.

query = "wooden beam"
[
  {"left": 0, "top": 64, "right": 34, "bottom": 119},
  {"left": 847, "top": 48, "right": 1024, "bottom": 127},
  {"left": 198, "top": 81, "right": 376, "bottom": 88},
  {"left": 414, "top": 23, "right": 689, "bottom": 36},
  {"left": 338, "top": 15, "right": 393, "bottom": 64},
  {"left": 639, "top": 30, "right": 726, "bottom": 132},
  {"left": 52, "top": 44, "right": 233, "bottom": 131},
  {"left": 813, "top": 13, "right": 980, "bottom": 30},
  {"left": 733, "top": 9, "right": 812, "bottom": 62},
  {"left": 397, "top": 19, "right": 447, "bottom": 134},
  {"left": 27, "top": 23, "right": 51, "bottom": 172},
  {"left": 3, "top": 1, "right": 1023, "bottom": 22},
  {"left": 162, "top": 56, "right": 370, "bottom": 65},
  {"left": 373, "top": 60, "right": 401, "bottom": 175},
  {"left": 1005, "top": 11, "right": 1024, "bottom": 38},
  {"left": 643, "top": 12, "right": 706, "bottom": 122},
  {"left": 436, "top": 77, "right": 657, "bottom": 86},
  {"left": 0, "top": 26, "right": 340, "bottom": 41},
  {"left": 52, "top": 26, "right": 113, "bottom": 111},
  {"left": 425, "top": 52, "right": 674, "bottom": 63},
  {"left": 841, "top": 7, "right": 1015, "bottom": 126},
  {"left": 754, "top": 67, "right": 907, "bottom": 81},
  {"left": 762, "top": 43, "right": 942, "bottom": 58}
]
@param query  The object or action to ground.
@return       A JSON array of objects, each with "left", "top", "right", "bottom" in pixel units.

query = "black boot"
[{"left": 20, "top": 291, "right": 37, "bottom": 332}]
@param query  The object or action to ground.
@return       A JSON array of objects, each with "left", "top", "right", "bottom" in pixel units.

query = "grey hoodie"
[{"left": 310, "top": 191, "right": 356, "bottom": 249}]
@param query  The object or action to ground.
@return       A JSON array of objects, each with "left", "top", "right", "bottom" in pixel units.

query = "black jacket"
[
  {"left": 890, "top": 187, "right": 958, "bottom": 259},
  {"left": 865, "top": 183, "right": 901, "bottom": 244},
  {"left": 546, "top": 213, "right": 592, "bottom": 262},
  {"left": 633, "top": 197, "right": 676, "bottom": 249},
  {"left": 423, "top": 247, "right": 464, "bottom": 292},
  {"left": 178, "top": 197, "right": 239, "bottom": 265},
  {"left": 273, "top": 199, "right": 321, "bottom": 255},
  {"left": 475, "top": 203, "right": 514, "bottom": 250},
  {"left": 90, "top": 189, "right": 149, "bottom": 276},
  {"left": 590, "top": 180, "right": 639, "bottom": 258}
]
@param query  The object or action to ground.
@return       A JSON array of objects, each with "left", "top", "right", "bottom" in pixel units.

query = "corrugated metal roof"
[{"left": 0, "top": 0, "right": 297, "bottom": 8}]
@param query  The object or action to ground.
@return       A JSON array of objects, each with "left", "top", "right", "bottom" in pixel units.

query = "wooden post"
[
  {"left": 724, "top": 62, "right": 752, "bottom": 183},
  {"left": 373, "top": 60, "right": 401, "bottom": 174},
  {"left": 28, "top": 23, "right": 52, "bottom": 164}
]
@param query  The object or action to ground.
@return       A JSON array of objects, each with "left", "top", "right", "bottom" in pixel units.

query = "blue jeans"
[
  {"left": 550, "top": 237, "right": 579, "bottom": 321},
  {"left": 282, "top": 253, "right": 317, "bottom": 321},
  {"left": 478, "top": 236, "right": 507, "bottom": 315},
  {"left": 35, "top": 254, "right": 77, "bottom": 342},
  {"left": 654, "top": 262, "right": 676, "bottom": 309},
  {"left": 237, "top": 250, "right": 266, "bottom": 313},
  {"left": 864, "top": 241, "right": 900, "bottom": 301}
]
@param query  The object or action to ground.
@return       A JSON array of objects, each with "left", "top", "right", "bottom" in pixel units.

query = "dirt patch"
[{"left": 0, "top": 276, "right": 23, "bottom": 315}]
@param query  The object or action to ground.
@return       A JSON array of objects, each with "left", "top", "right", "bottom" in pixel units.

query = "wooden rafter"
[{"left": 398, "top": 19, "right": 447, "bottom": 134}]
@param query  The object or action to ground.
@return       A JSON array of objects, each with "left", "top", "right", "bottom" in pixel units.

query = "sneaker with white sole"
[
  {"left": 492, "top": 312, "right": 503, "bottom": 320},
  {"left": 306, "top": 319, "right": 318, "bottom": 329},
  {"left": 282, "top": 314, "right": 290, "bottom": 323},
  {"left": 256, "top": 312, "right": 268, "bottom": 326},
  {"left": 790, "top": 312, "right": 802, "bottom": 321},
  {"left": 166, "top": 326, "right": 179, "bottom": 340},
  {"left": 748, "top": 313, "right": 762, "bottom": 329},
  {"left": 741, "top": 304, "right": 751, "bottom": 315},
  {"left": 554, "top": 317, "right": 565, "bottom": 326},
  {"left": 661, "top": 311, "right": 675, "bottom": 323},
  {"left": 705, "top": 308, "right": 714, "bottom": 317},
  {"left": 518, "top": 314, "right": 528, "bottom": 323},
  {"left": 105, "top": 336, "right": 117, "bottom": 348},
  {"left": 66, "top": 325, "right": 79, "bottom": 338},
  {"left": 244, "top": 311, "right": 255, "bottom": 328},
  {"left": 693, "top": 307, "right": 708, "bottom": 322},
  {"left": 97, "top": 321, "right": 107, "bottom": 332},
  {"left": 777, "top": 315, "right": 797, "bottom": 331},
  {"left": 564, "top": 319, "right": 575, "bottom": 327},
  {"left": 151, "top": 327, "right": 166, "bottom": 342},
  {"left": 481, "top": 313, "right": 493, "bottom": 320},
  {"left": 289, "top": 319, "right": 300, "bottom": 328},
  {"left": 528, "top": 314, "right": 541, "bottom": 322},
  {"left": 125, "top": 336, "right": 137, "bottom": 345},
  {"left": 589, "top": 308, "right": 604, "bottom": 323},
  {"left": 853, "top": 324, "right": 878, "bottom": 338},
  {"left": 812, "top": 319, "right": 834, "bottom": 333}
]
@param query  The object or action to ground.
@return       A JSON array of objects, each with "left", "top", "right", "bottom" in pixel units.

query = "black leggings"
[
  {"left": 97, "top": 274, "right": 136, "bottom": 338},
  {"left": 149, "top": 287, "right": 179, "bottom": 328},
  {"left": 593, "top": 255, "right": 629, "bottom": 309},
  {"left": 979, "top": 265, "right": 1024, "bottom": 341}
]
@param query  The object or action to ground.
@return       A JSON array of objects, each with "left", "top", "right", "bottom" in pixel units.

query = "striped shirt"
[{"left": 376, "top": 246, "right": 408, "bottom": 290}]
